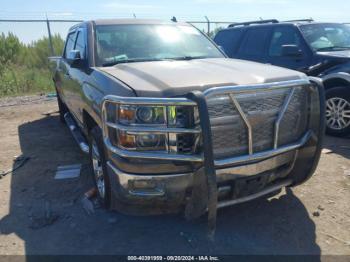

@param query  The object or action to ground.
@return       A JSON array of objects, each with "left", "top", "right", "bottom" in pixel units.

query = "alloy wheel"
[
  {"left": 326, "top": 97, "right": 350, "bottom": 130},
  {"left": 92, "top": 140, "right": 105, "bottom": 198}
]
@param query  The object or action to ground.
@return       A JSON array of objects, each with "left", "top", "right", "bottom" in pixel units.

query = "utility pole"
[
  {"left": 46, "top": 15, "right": 54, "bottom": 56},
  {"left": 204, "top": 16, "right": 210, "bottom": 35}
]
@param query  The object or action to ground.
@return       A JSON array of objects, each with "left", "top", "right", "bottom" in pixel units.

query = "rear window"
[
  {"left": 238, "top": 28, "right": 271, "bottom": 56},
  {"left": 214, "top": 29, "right": 243, "bottom": 56}
]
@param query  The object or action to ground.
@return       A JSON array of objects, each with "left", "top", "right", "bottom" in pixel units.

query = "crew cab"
[
  {"left": 50, "top": 19, "right": 324, "bottom": 224},
  {"left": 214, "top": 19, "right": 350, "bottom": 136}
]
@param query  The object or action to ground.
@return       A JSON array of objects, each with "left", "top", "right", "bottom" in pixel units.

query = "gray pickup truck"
[{"left": 50, "top": 19, "right": 324, "bottom": 225}]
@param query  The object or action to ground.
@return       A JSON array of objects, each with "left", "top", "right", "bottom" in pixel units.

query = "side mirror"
[
  {"left": 67, "top": 50, "right": 82, "bottom": 66},
  {"left": 281, "top": 45, "right": 303, "bottom": 58}
]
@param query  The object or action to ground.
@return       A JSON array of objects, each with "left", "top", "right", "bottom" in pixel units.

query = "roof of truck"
[
  {"left": 93, "top": 19, "right": 188, "bottom": 25},
  {"left": 69, "top": 19, "right": 190, "bottom": 31}
]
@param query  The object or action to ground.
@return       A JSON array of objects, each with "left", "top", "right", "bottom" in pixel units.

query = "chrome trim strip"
[
  {"left": 104, "top": 130, "right": 310, "bottom": 165},
  {"left": 105, "top": 137, "right": 204, "bottom": 162},
  {"left": 229, "top": 94, "right": 253, "bottom": 155},
  {"left": 215, "top": 150, "right": 295, "bottom": 179},
  {"left": 214, "top": 131, "right": 311, "bottom": 167},
  {"left": 168, "top": 133, "right": 178, "bottom": 153},
  {"left": 203, "top": 79, "right": 310, "bottom": 97},
  {"left": 104, "top": 95, "right": 196, "bottom": 106},
  {"left": 105, "top": 122, "right": 201, "bottom": 134},
  {"left": 274, "top": 87, "right": 295, "bottom": 149},
  {"left": 216, "top": 179, "right": 292, "bottom": 209},
  {"left": 129, "top": 188, "right": 165, "bottom": 197}
]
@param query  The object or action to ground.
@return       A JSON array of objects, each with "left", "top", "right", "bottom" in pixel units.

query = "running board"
[{"left": 64, "top": 112, "right": 89, "bottom": 154}]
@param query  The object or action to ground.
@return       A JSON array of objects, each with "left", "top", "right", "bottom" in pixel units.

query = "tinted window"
[
  {"left": 238, "top": 28, "right": 270, "bottom": 56},
  {"left": 64, "top": 32, "right": 76, "bottom": 58},
  {"left": 269, "top": 27, "right": 302, "bottom": 56},
  {"left": 75, "top": 31, "right": 86, "bottom": 59},
  {"left": 214, "top": 29, "right": 243, "bottom": 57}
]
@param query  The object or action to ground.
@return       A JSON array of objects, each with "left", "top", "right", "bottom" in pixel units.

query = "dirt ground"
[{"left": 0, "top": 96, "right": 349, "bottom": 256}]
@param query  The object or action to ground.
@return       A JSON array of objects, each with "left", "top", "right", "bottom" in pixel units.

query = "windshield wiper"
[
  {"left": 317, "top": 46, "right": 350, "bottom": 51},
  {"left": 167, "top": 55, "right": 209, "bottom": 61},
  {"left": 102, "top": 58, "right": 167, "bottom": 67},
  {"left": 102, "top": 56, "right": 210, "bottom": 67}
]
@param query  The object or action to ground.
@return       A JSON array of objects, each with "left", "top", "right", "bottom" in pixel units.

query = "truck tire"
[
  {"left": 57, "top": 93, "right": 67, "bottom": 123},
  {"left": 325, "top": 86, "right": 350, "bottom": 136},
  {"left": 89, "top": 126, "right": 111, "bottom": 208}
]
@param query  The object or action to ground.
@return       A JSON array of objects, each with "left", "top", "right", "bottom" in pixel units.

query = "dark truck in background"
[
  {"left": 49, "top": 19, "right": 324, "bottom": 224},
  {"left": 214, "top": 19, "right": 350, "bottom": 136}
]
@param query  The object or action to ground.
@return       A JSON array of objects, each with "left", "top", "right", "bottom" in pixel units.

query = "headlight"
[
  {"left": 104, "top": 103, "right": 195, "bottom": 152},
  {"left": 119, "top": 105, "right": 166, "bottom": 125},
  {"left": 117, "top": 131, "right": 167, "bottom": 151}
]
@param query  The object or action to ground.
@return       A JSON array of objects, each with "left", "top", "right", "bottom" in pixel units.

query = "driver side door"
[{"left": 267, "top": 26, "right": 312, "bottom": 71}]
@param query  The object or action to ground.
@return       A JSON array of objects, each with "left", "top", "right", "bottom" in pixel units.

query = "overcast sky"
[{"left": 1, "top": 0, "right": 349, "bottom": 43}]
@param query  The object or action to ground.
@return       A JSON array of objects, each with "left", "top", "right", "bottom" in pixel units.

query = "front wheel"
[
  {"left": 325, "top": 86, "right": 350, "bottom": 136},
  {"left": 89, "top": 126, "right": 111, "bottom": 208}
]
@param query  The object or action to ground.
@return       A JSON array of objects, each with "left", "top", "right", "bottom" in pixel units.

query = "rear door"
[
  {"left": 213, "top": 29, "right": 243, "bottom": 58},
  {"left": 236, "top": 27, "right": 272, "bottom": 63},
  {"left": 266, "top": 26, "right": 312, "bottom": 71}
]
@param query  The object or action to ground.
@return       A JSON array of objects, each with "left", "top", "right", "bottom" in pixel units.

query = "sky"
[{"left": 1, "top": 0, "right": 350, "bottom": 43}]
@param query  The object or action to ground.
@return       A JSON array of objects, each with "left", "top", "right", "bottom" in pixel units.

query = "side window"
[
  {"left": 238, "top": 28, "right": 270, "bottom": 56},
  {"left": 74, "top": 30, "right": 86, "bottom": 59},
  {"left": 64, "top": 32, "right": 76, "bottom": 58},
  {"left": 269, "top": 27, "right": 302, "bottom": 57},
  {"left": 214, "top": 29, "right": 242, "bottom": 57}
]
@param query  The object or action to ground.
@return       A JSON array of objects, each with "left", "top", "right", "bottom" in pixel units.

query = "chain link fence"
[{"left": 0, "top": 18, "right": 235, "bottom": 55}]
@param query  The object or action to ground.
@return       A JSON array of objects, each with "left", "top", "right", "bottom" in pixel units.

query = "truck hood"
[
  {"left": 317, "top": 50, "right": 350, "bottom": 58},
  {"left": 98, "top": 58, "right": 307, "bottom": 97}
]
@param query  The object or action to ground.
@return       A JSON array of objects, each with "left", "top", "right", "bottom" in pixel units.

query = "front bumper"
[{"left": 107, "top": 150, "right": 296, "bottom": 215}]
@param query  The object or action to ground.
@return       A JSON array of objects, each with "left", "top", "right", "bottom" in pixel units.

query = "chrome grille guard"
[
  {"left": 101, "top": 77, "right": 323, "bottom": 237},
  {"left": 101, "top": 78, "right": 314, "bottom": 167}
]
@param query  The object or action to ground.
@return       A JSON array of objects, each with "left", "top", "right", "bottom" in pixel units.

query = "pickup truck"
[{"left": 50, "top": 19, "right": 324, "bottom": 227}]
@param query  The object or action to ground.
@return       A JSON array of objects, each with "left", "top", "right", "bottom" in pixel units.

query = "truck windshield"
[
  {"left": 300, "top": 23, "right": 350, "bottom": 52},
  {"left": 95, "top": 24, "right": 224, "bottom": 66}
]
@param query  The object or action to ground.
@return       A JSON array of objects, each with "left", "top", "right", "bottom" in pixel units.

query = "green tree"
[
  {"left": 0, "top": 33, "right": 21, "bottom": 75},
  {"left": 0, "top": 32, "right": 65, "bottom": 97}
]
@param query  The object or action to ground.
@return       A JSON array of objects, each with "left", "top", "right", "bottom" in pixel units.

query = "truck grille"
[{"left": 207, "top": 86, "right": 309, "bottom": 160}]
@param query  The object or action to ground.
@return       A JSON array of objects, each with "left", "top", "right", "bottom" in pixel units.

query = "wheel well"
[
  {"left": 323, "top": 78, "right": 350, "bottom": 90},
  {"left": 83, "top": 110, "right": 98, "bottom": 132}
]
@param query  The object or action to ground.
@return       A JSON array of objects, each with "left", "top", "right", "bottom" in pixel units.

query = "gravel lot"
[{"left": 0, "top": 96, "right": 349, "bottom": 256}]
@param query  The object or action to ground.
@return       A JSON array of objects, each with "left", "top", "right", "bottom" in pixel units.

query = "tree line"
[
  {"left": 0, "top": 27, "right": 223, "bottom": 97},
  {"left": 0, "top": 33, "right": 64, "bottom": 97}
]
